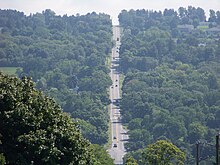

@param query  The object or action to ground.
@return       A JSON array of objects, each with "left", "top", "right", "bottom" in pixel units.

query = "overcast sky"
[{"left": 1, "top": 0, "right": 220, "bottom": 24}]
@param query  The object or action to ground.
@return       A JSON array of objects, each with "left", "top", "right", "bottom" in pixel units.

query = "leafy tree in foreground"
[
  {"left": 142, "top": 140, "right": 185, "bottom": 165},
  {"left": 125, "top": 156, "right": 138, "bottom": 165},
  {"left": 0, "top": 153, "right": 5, "bottom": 165},
  {"left": 0, "top": 72, "right": 96, "bottom": 165},
  {"left": 91, "top": 144, "right": 114, "bottom": 165}
]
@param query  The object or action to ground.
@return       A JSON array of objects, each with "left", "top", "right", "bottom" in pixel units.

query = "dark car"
[
  {"left": 115, "top": 85, "right": 118, "bottom": 87},
  {"left": 113, "top": 144, "right": 117, "bottom": 147},
  {"left": 113, "top": 136, "right": 116, "bottom": 139},
  {"left": 115, "top": 99, "right": 119, "bottom": 103}
]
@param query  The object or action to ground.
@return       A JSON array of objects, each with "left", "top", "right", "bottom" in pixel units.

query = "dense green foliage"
[
  {"left": 142, "top": 140, "right": 185, "bottom": 165},
  {"left": 119, "top": 7, "right": 220, "bottom": 163},
  {"left": 91, "top": 144, "right": 114, "bottom": 165},
  {"left": 0, "top": 72, "right": 97, "bottom": 164},
  {"left": 0, "top": 9, "right": 112, "bottom": 145},
  {"left": 1, "top": 6, "right": 220, "bottom": 164},
  {"left": 124, "top": 156, "right": 138, "bottom": 165},
  {"left": 0, "top": 152, "right": 5, "bottom": 165},
  {"left": 119, "top": 6, "right": 220, "bottom": 35}
]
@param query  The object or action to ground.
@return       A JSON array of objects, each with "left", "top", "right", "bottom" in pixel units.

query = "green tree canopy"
[
  {"left": 142, "top": 140, "right": 185, "bottom": 165},
  {"left": 0, "top": 72, "right": 96, "bottom": 164},
  {"left": 91, "top": 144, "right": 114, "bottom": 165},
  {"left": 125, "top": 156, "right": 138, "bottom": 165}
]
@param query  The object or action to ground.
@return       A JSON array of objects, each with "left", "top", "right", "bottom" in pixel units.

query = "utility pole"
[
  {"left": 216, "top": 133, "right": 219, "bottom": 165},
  {"left": 196, "top": 141, "right": 200, "bottom": 165}
]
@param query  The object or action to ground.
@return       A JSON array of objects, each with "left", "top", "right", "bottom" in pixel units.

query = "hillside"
[
  {"left": 0, "top": 9, "right": 113, "bottom": 145},
  {"left": 119, "top": 7, "right": 220, "bottom": 164}
]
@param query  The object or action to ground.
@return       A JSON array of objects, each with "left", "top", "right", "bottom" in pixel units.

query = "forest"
[
  {"left": 0, "top": 9, "right": 113, "bottom": 145},
  {"left": 0, "top": 9, "right": 115, "bottom": 164},
  {"left": 119, "top": 6, "right": 220, "bottom": 164},
  {"left": 0, "top": 6, "right": 220, "bottom": 165}
]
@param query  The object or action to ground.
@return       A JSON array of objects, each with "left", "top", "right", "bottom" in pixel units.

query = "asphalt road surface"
[{"left": 108, "top": 26, "right": 129, "bottom": 165}]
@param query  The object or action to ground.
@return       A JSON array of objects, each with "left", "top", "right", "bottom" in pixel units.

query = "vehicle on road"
[
  {"left": 115, "top": 99, "right": 120, "bottom": 106},
  {"left": 113, "top": 144, "right": 117, "bottom": 147},
  {"left": 113, "top": 136, "right": 116, "bottom": 139},
  {"left": 115, "top": 85, "right": 118, "bottom": 87}
]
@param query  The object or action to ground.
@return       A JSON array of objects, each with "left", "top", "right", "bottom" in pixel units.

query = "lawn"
[
  {"left": 0, "top": 67, "right": 21, "bottom": 75},
  {"left": 197, "top": 25, "right": 209, "bottom": 30}
]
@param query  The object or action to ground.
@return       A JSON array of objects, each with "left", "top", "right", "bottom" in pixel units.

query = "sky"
[{"left": 0, "top": 0, "right": 220, "bottom": 24}]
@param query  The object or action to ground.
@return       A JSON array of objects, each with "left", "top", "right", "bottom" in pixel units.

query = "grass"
[
  {"left": 104, "top": 53, "right": 113, "bottom": 150},
  {"left": 119, "top": 74, "right": 125, "bottom": 97},
  {"left": 104, "top": 105, "right": 113, "bottom": 150},
  {"left": 197, "top": 25, "right": 209, "bottom": 30},
  {"left": 105, "top": 56, "right": 112, "bottom": 67},
  {"left": 0, "top": 67, "right": 21, "bottom": 75}
]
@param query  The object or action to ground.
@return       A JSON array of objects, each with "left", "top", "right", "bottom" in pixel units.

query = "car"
[
  {"left": 111, "top": 86, "right": 113, "bottom": 88},
  {"left": 115, "top": 79, "right": 118, "bottom": 82},
  {"left": 115, "top": 101, "right": 120, "bottom": 106},
  {"left": 113, "top": 136, "right": 116, "bottom": 139},
  {"left": 115, "top": 85, "right": 118, "bottom": 87},
  {"left": 113, "top": 144, "right": 117, "bottom": 147}
]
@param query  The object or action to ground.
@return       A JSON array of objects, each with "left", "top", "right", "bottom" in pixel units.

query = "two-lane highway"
[{"left": 108, "top": 25, "right": 129, "bottom": 165}]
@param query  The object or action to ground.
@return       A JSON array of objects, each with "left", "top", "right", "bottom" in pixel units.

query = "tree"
[
  {"left": 0, "top": 138, "right": 5, "bottom": 165},
  {"left": 0, "top": 9, "right": 113, "bottom": 146},
  {"left": 188, "top": 122, "right": 208, "bottom": 143},
  {"left": 178, "top": 7, "right": 187, "bottom": 19},
  {"left": 125, "top": 156, "right": 138, "bottom": 165},
  {"left": 0, "top": 73, "right": 96, "bottom": 164},
  {"left": 209, "top": 10, "right": 217, "bottom": 22},
  {"left": 0, "top": 153, "right": 5, "bottom": 165},
  {"left": 216, "top": 11, "right": 220, "bottom": 25},
  {"left": 142, "top": 140, "right": 186, "bottom": 165},
  {"left": 91, "top": 144, "right": 114, "bottom": 165}
]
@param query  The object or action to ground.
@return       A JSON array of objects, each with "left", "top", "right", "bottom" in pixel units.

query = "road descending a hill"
[{"left": 108, "top": 25, "right": 129, "bottom": 165}]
